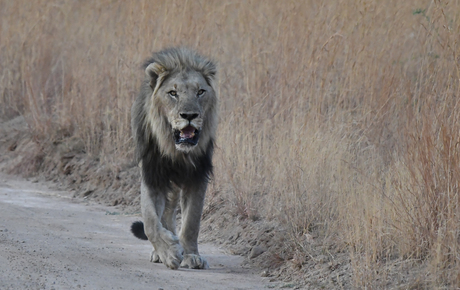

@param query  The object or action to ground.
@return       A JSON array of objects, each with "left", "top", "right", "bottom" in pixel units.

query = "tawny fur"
[{"left": 130, "top": 47, "right": 217, "bottom": 270}]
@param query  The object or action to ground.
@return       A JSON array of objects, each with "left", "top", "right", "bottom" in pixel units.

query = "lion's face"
[
  {"left": 146, "top": 62, "right": 217, "bottom": 155},
  {"left": 158, "top": 70, "right": 213, "bottom": 153}
]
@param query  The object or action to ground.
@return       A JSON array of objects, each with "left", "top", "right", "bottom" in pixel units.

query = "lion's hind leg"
[
  {"left": 141, "top": 181, "right": 184, "bottom": 270},
  {"left": 162, "top": 189, "right": 180, "bottom": 235},
  {"left": 130, "top": 221, "right": 162, "bottom": 263}
]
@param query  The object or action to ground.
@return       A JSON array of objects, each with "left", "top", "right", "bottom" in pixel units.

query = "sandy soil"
[{"left": 0, "top": 175, "right": 276, "bottom": 290}]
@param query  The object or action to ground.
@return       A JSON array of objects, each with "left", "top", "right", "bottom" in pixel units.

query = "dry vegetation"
[{"left": 1, "top": 0, "right": 460, "bottom": 288}]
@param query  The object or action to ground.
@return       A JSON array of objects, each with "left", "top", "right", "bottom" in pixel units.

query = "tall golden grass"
[{"left": 1, "top": 0, "right": 460, "bottom": 287}]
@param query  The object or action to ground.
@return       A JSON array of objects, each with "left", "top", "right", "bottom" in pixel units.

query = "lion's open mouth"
[{"left": 174, "top": 125, "right": 200, "bottom": 146}]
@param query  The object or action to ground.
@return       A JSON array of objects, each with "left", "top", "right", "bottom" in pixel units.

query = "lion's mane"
[{"left": 131, "top": 48, "right": 217, "bottom": 192}]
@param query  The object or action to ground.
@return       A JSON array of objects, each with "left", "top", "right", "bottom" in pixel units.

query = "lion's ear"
[
  {"left": 145, "top": 62, "right": 167, "bottom": 89},
  {"left": 201, "top": 61, "right": 217, "bottom": 86}
]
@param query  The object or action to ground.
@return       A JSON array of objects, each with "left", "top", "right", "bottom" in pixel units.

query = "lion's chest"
[{"left": 141, "top": 140, "right": 213, "bottom": 192}]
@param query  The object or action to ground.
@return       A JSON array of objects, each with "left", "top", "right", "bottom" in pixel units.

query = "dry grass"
[{"left": 1, "top": 0, "right": 460, "bottom": 287}]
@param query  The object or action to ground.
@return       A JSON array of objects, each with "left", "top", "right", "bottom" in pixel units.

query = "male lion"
[{"left": 130, "top": 47, "right": 217, "bottom": 270}]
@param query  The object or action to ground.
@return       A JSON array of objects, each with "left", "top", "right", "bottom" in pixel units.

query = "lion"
[{"left": 130, "top": 47, "right": 217, "bottom": 270}]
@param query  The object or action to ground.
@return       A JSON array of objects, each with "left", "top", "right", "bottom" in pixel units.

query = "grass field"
[{"left": 1, "top": 0, "right": 460, "bottom": 287}]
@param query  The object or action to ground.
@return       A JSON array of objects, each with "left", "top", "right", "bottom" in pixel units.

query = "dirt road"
[{"left": 0, "top": 176, "right": 272, "bottom": 290}]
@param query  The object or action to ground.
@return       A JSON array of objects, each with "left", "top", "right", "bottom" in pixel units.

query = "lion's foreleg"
[
  {"left": 141, "top": 181, "right": 183, "bottom": 270},
  {"left": 179, "top": 183, "right": 209, "bottom": 269}
]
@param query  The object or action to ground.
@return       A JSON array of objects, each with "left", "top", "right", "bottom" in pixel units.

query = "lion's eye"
[
  {"left": 168, "top": 90, "right": 178, "bottom": 98},
  {"left": 197, "top": 89, "right": 206, "bottom": 97}
]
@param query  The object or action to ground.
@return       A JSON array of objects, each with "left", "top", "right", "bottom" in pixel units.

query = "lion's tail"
[{"left": 131, "top": 221, "right": 148, "bottom": 240}]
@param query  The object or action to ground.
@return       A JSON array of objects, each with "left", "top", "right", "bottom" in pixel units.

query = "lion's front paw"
[
  {"left": 153, "top": 242, "right": 184, "bottom": 270},
  {"left": 180, "top": 254, "right": 209, "bottom": 269}
]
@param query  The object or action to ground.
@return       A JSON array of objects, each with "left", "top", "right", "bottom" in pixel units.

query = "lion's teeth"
[{"left": 180, "top": 131, "right": 195, "bottom": 138}]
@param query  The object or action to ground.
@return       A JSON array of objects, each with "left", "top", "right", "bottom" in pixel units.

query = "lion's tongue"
[{"left": 180, "top": 126, "right": 195, "bottom": 139}]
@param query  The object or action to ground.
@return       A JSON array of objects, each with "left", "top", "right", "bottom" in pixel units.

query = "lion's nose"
[{"left": 180, "top": 113, "right": 199, "bottom": 121}]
